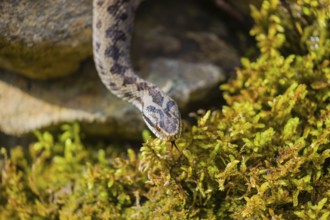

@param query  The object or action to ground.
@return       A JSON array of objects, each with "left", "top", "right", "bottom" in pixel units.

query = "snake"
[{"left": 92, "top": 0, "right": 182, "bottom": 141}]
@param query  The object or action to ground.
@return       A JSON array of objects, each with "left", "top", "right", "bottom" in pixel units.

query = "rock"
[
  {"left": 0, "top": 0, "right": 244, "bottom": 141},
  {"left": 0, "top": 0, "right": 244, "bottom": 80},
  {"left": 133, "top": 0, "right": 241, "bottom": 75},
  {"left": 147, "top": 59, "right": 225, "bottom": 109},
  {"left": 0, "top": 0, "right": 92, "bottom": 79},
  {"left": 229, "top": 0, "right": 263, "bottom": 17},
  {"left": 0, "top": 59, "right": 225, "bottom": 141},
  {"left": 213, "top": 0, "right": 263, "bottom": 21}
]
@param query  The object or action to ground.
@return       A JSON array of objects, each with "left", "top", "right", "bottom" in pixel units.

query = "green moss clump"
[
  {"left": 1, "top": 124, "right": 148, "bottom": 219},
  {"left": 1, "top": 0, "right": 329, "bottom": 219}
]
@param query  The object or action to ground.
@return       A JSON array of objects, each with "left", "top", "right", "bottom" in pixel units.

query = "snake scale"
[{"left": 93, "top": 0, "right": 182, "bottom": 141}]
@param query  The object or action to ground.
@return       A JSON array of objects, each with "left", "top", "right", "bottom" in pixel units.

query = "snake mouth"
[
  {"left": 142, "top": 114, "right": 155, "bottom": 131},
  {"left": 142, "top": 114, "right": 178, "bottom": 141},
  {"left": 142, "top": 114, "right": 162, "bottom": 138}
]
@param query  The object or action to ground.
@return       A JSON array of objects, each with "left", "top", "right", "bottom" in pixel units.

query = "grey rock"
[
  {"left": 147, "top": 59, "right": 225, "bottom": 109},
  {"left": 0, "top": 59, "right": 225, "bottom": 141},
  {"left": 0, "top": 0, "right": 243, "bottom": 141},
  {"left": 0, "top": 0, "right": 92, "bottom": 79}
]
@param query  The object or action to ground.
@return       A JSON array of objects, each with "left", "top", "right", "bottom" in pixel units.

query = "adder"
[{"left": 92, "top": 0, "right": 182, "bottom": 141}]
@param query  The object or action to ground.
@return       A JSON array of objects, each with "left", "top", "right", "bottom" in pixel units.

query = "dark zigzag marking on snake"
[
  {"left": 148, "top": 89, "right": 164, "bottom": 107},
  {"left": 109, "top": 82, "right": 117, "bottom": 88},
  {"left": 99, "top": 0, "right": 137, "bottom": 96},
  {"left": 164, "top": 100, "right": 175, "bottom": 114},
  {"left": 105, "top": 28, "right": 127, "bottom": 42},
  {"left": 110, "top": 63, "right": 127, "bottom": 75},
  {"left": 97, "top": 63, "right": 104, "bottom": 71},
  {"left": 106, "top": 0, "right": 132, "bottom": 78},
  {"left": 145, "top": 106, "right": 177, "bottom": 133},
  {"left": 145, "top": 106, "right": 163, "bottom": 128},
  {"left": 107, "top": 0, "right": 130, "bottom": 16},
  {"left": 123, "top": 92, "right": 142, "bottom": 104},
  {"left": 136, "top": 82, "right": 149, "bottom": 91},
  {"left": 123, "top": 76, "right": 137, "bottom": 86},
  {"left": 94, "top": 41, "right": 100, "bottom": 53},
  {"left": 104, "top": 45, "right": 120, "bottom": 60},
  {"left": 119, "top": 13, "right": 128, "bottom": 21},
  {"left": 105, "top": 0, "right": 131, "bottom": 31},
  {"left": 96, "top": 20, "right": 102, "bottom": 29},
  {"left": 105, "top": 0, "right": 131, "bottom": 43},
  {"left": 96, "top": 0, "right": 104, "bottom": 7}
]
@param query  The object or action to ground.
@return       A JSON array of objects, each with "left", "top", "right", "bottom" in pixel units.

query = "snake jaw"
[
  {"left": 143, "top": 114, "right": 181, "bottom": 141},
  {"left": 142, "top": 102, "right": 181, "bottom": 141}
]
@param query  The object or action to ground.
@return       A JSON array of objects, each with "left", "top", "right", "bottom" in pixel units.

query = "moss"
[{"left": 1, "top": 0, "right": 329, "bottom": 219}]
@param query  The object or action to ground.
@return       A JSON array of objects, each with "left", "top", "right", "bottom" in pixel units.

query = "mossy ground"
[{"left": 1, "top": 0, "right": 329, "bottom": 219}]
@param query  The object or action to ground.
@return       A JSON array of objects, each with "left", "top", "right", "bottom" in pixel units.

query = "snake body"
[{"left": 93, "top": 0, "right": 181, "bottom": 141}]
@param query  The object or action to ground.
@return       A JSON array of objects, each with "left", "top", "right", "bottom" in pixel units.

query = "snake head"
[{"left": 142, "top": 98, "right": 182, "bottom": 141}]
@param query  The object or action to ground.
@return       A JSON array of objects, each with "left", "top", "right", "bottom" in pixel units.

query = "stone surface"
[
  {"left": 0, "top": 0, "right": 247, "bottom": 141},
  {"left": 0, "top": 0, "right": 92, "bottom": 79},
  {"left": 0, "top": 59, "right": 225, "bottom": 140},
  {"left": 213, "top": 0, "right": 262, "bottom": 21},
  {"left": 229, "top": 0, "right": 263, "bottom": 17},
  {"left": 133, "top": 0, "right": 241, "bottom": 75}
]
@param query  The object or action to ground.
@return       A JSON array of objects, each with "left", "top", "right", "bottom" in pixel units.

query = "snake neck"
[
  {"left": 92, "top": 0, "right": 182, "bottom": 140},
  {"left": 93, "top": 0, "right": 146, "bottom": 110}
]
